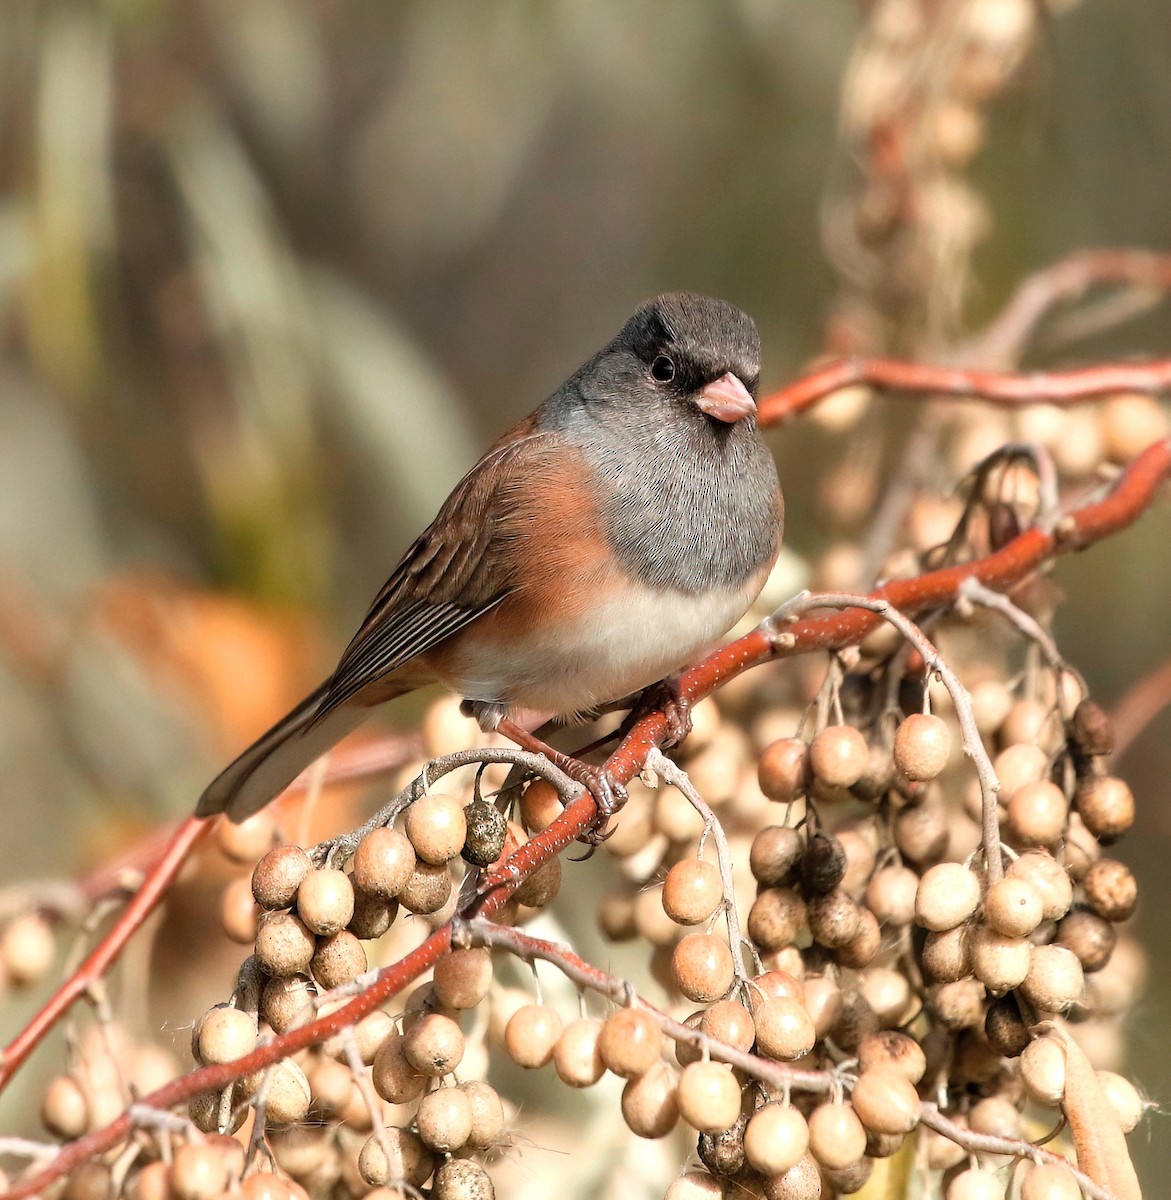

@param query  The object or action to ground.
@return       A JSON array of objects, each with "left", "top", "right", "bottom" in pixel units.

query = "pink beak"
[{"left": 695, "top": 372, "right": 756, "bottom": 423}]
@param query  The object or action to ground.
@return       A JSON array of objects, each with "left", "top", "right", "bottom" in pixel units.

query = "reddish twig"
[
  {"left": 758, "top": 356, "right": 1171, "bottom": 426},
  {"left": 6, "top": 436, "right": 1169, "bottom": 1200}
]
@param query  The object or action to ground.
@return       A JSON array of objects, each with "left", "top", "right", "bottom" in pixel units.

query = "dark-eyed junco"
[{"left": 198, "top": 293, "right": 783, "bottom": 821}]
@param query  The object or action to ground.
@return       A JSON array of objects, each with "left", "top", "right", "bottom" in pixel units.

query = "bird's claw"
[
  {"left": 633, "top": 678, "right": 693, "bottom": 748},
  {"left": 567, "top": 765, "right": 627, "bottom": 850}
]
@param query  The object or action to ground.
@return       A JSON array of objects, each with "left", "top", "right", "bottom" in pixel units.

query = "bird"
[{"left": 197, "top": 292, "right": 783, "bottom": 822}]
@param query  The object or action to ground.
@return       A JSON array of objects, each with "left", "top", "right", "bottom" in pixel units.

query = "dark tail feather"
[{"left": 197, "top": 682, "right": 370, "bottom": 822}]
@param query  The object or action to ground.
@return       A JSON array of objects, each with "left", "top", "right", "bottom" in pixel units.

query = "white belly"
[{"left": 445, "top": 582, "right": 753, "bottom": 718}]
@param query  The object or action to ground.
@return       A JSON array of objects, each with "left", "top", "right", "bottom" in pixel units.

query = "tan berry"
[
  {"left": 807, "top": 1101, "right": 866, "bottom": 1170},
  {"left": 894, "top": 801, "right": 949, "bottom": 866},
  {"left": 403, "top": 1012, "right": 464, "bottom": 1077},
  {"left": 129, "top": 1162, "right": 172, "bottom": 1200},
  {"left": 915, "top": 862, "right": 981, "bottom": 931},
  {"left": 753, "top": 996, "right": 815, "bottom": 1061},
  {"left": 701, "top": 999, "right": 756, "bottom": 1052},
  {"left": 261, "top": 974, "right": 315, "bottom": 1033},
  {"left": 41, "top": 1074, "right": 89, "bottom": 1139},
  {"left": 1056, "top": 907, "right": 1117, "bottom": 972},
  {"left": 1007, "top": 780, "right": 1068, "bottom": 847},
  {"left": 762, "top": 1155, "right": 822, "bottom": 1200},
  {"left": 654, "top": 785, "right": 707, "bottom": 842},
  {"left": 894, "top": 713, "right": 951, "bottom": 781},
  {"left": 197, "top": 1004, "right": 257, "bottom": 1065},
  {"left": 932, "top": 978, "right": 986, "bottom": 1029},
  {"left": 0, "top": 913, "right": 55, "bottom": 985},
  {"left": 310, "top": 930, "right": 367, "bottom": 988},
  {"left": 553, "top": 1017, "right": 604, "bottom": 1087},
  {"left": 970, "top": 926, "right": 1032, "bottom": 993},
  {"left": 513, "top": 856, "right": 562, "bottom": 908},
  {"left": 672, "top": 932, "right": 734, "bottom": 1002},
  {"left": 946, "top": 1169, "right": 1004, "bottom": 1200},
  {"left": 358, "top": 1127, "right": 434, "bottom": 1188},
  {"left": 460, "top": 1078, "right": 506, "bottom": 1148},
  {"left": 415, "top": 1085, "right": 472, "bottom": 1152},
  {"left": 398, "top": 861, "right": 453, "bottom": 915},
  {"left": 749, "top": 825, "right": 803, "bottom": 886},
  {"left": 1102, "top": 391, "right": 1170, "bottom": 460},
  {"left": 1020, "top": 1035, "right": 1066, "bottom": 1105},
  {"left": 433, "top": 1159, "right": 494, "bottom": 1200},
  {"left": 984, "top": 876, "right": 1044, "bottom": 937},
  {"left": 1076, "top": 776, "right": 1135, "bottom": 844},
  {"left": 748, "top": 887, "right": 806, "bottom": 950},
  {"left": 1096, "top": 1069, "right": 1144, "bottom": 1133},
  {"left": 296, "top": 868, "right": 355, "bottom": 936},
  {"left": 971, "top": 679, "right": 1014, "bottom": 737},
  {"left": 662, "top": 858, "right": 723, "bottom": 926},
  {"left": 170, "top": 1144, "right": 229, "bottom": 1200},
  {"left": 838, "top": 908, "right": 882, "bottom": 970},
  {"left": 850, "top": 1068, "right": 921, "bottom": 1135},
  {"left": 220, "top": 874, "right": 261, "bottom": 945},
  {"left": 621, "top": 1061, "right": 679, "bottom": 1139},
  {"left": 809, "top": 725, "right": 869, "bottom": 788},
  {"left": 433, "top": 947, "right": 493, "bottom": 1010},
  {"left": 598, "top": 1007, "right": 662, "bottom": 1078},
  {"left": 807, "top": 888, "right": 861, "bottom": 948},
  {"left": 1007, "top": 850, "right": 1072, "bottom": 920},
  {"left": 518, "top": 778, "right": 562, "bottom": 832},
  {"left": 348, "top": 886, "right": 396, "bottom": 939},
  {"left": 993, "top": 743, "right": 1048, "bottom": 796},
  {"left": 1020, "top": 944, "right": 1083, "bottom": 1013},
  {"left": 406, "top": 793, "right": 468, "bottom": 865},
  {"left": 1000, "top": 698, "right": 1057, "bottom": 749},
  {"left": 857, "top": 1031, "right": 926, "bottom": 1084},
  {"left": 858, "top": 964, "right": 911, "bottom": 1023},
  {"left": 216, "top": 811, "right": 276, "bottom": 863},
  {"left": 503, "top": 1003, "right": 561, "bottom": 1069},
  {"left": 750, "top": 968, "right": 805, "bottom": 1004},
  {"left": 664, "top": 1170, "right": 724, "bottom": 1200},
  {"left": 758, "top": 738, "right": 808, "bottom": 802},
  {"left": 371, "top": 1032, "right": 425, "bottom": 1104},
  {"left": 252, "top": 846, "right": 311, "bottom": 910},
  {"left": 1020, "top": 1162, "right": 1082, "bottom": 1200},
  {"left": 864, "top": 866, "right": 919, "bottom": 927},
  {"left": 802, "top": 974, "right": 842, "bottom": 1039},
  {"left": 677, "top": 1061, "right": 741, "bottom": 1134},
  {"left": 837, "top": 827, "right": 878, "bottom": 892},
  {"left": 743, "top": 1103, "right": 809, "bottom": 1175},
  {"left": 255, "top": 912, "right": 316, "bottom": 977},
  {"left": 353, "top": 827, "right": 416, "bottom": 898},
  {"left": 262, "top": 1060, "right": 312, "bottom": 1124}
]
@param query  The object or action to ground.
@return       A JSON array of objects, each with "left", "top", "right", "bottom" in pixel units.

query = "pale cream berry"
[
  {"left": 170, "top": 1144, "right": 229, "bottom": 1200},
  {"left": 1020, "top": 944, "right": 1083, "bottom": 1013},
  {"left": 969, "top": 1094, "right": 1021, "bottom": 1141},
  {"left": 762, "top": 1155, "right": 823, "bottom": 1200},
  {"left": 461, "top": 1078, "right": 506, "bottom": 1148},
  {"left": 664, "top": 1169, "right": 724, "bottom": 1200},
  {"left": 801, "top": 974, "right": 842, "bottom": 1039},
  {"left": 1101, "top": 391, "right": 1170, "bottom": 461},
  {"left": 677, "top": 1061, "right": 741, "bottom": 1134},
  {"left": 970, "top": 926, "right": 1032, "bottom": 993},
  {"left": 404, "top": 1012, "right": 464, "bottom": 1077},
  {"left": 306, "top": 1056, "right": 352, "bottom": 1115},
  {"left": 807, "top": 1101, "right": 866, "bottom": 1170},
  {"left": 1007, "top": 850, "right": 1072, "bottom": 920},
  {"left": 41, "top": 1074, "right": 89, "bottom": 1138},
  {"left": 1096, "top": 1069, "right": 1144, "bottom": 1133},
  {"left": 857, "top": 1031, "right": 926, "bottom": 1084},
  {"left": 261, "top": 975, "right": 316, "bottom": 1034},
  {"left": 252, "top": 846, "right": 311, "bottom": 910},
  {"left": 662, "top": 858, "right": 723, "bottom": 926},
  {"left": 1020, "top": 1035, "right": 1066, "bottom": 1105},
  {"left": 654, "top": 785, "right": 707, "bottom": 842},
  {"left": 894, "top": 713, "right": 951, "bottom": 781},
  {"left": 744, "top": 1103, "right": 809, "bottom": 1175},
  {"left": 295, "top": 868, "right": 355, "bottom": 936},
  {"left": 503, "top": 1003, "right": 561, "bottom": 1069},
  {"left": 993, "top": 743, "right": 1048, "bottom": 796},
  {"left": 858, "top": 964, "right": 910, "bottom": 1023},
  {"left": 864, "top": 866, "right": 919, "bottom": 927},
  {"left": 701, "top": 999, "right": 756, "bottom": 1052},
  {"left": 216, "top": 811, "right": 277, "bottom": 864},
  {"left": 415, "top": 1086, "right": 472, "bottom": 1152},
  {"left": 809, "top": 725, "right": 869, "bottom": 788},
  {"left": 197, "top": 1004, "right": 257, "bottom": 1064},
  {"left": 261, "top": 1060, "right": 312, "bottom": 1124},
  {"left": 0, "top": 912, "right": 55, "bottom": 985},
  {"left": 405, "top": 793, "right": 468, "bottom": 865},
  {"left": 984, "top": 876, "right": 1044, "bottom": 937},
  {"left": 620, "top": 1062, "right": 679, "bottom": 1139},
  {"left": 221, "top": 875, "right": 261, "bottom": 944},
  {"left": 358, "top": 1127, "right": 433, "bottom": 1188},
  {"left": 946, "top": 1168, "right": 1004, "bottom": 1200},
  {"left": 758, "top": 738, "right": 808, "bottom": 802},
  {"left": 1000, "top": 698, "right": 1056, "bottom": 749},
  {"left": 672, "top": 932, "right": 734, "bottom": 1002},
  {"left": 1007, "top": 780, "right": 1068, "bottom": 847},
  {"left": 850, "top": 1068, "right": 921, "bottom": 1135},
  {"left": 1020, "top": 1162, "right": 1082, "bottom": 1200},
  {"left": 353, "top": 827, "right": 416, "bottom": 898},
  {"left": 970, "top": 679, "right": 1014, "bottom": 737},
  {"left": 753, "top": 996, "right": 815, "bottom": 1061},
  {"left": 915, "top": 862, "right": 981, "bottom": 931},
  {"left": 598, "top": 1007, "right": 662, "bottom": 1078},
  {"left": 553, "top": 1018, "right": 605, "bottom": 1087}
]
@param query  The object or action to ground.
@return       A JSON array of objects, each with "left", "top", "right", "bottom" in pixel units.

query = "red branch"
[{"left": 6, "top": 435, "right": 1169, "bottom": 1200}]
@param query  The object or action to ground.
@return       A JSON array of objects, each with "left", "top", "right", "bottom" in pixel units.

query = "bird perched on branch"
[{"left": 198, "top": 292, "right": 783, "bottom": 822}]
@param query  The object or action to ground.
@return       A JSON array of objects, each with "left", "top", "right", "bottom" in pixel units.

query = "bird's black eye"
[{"left": 650, "top": 354, "right": 676, "bottom": 383}]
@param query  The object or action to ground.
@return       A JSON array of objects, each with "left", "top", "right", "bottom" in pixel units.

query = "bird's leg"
[
  {"left": 492, "top": 716, "right": 627, "bottom": 845},
  {"left": 630, "top": 676, "right": 693, "bottom": 748}
]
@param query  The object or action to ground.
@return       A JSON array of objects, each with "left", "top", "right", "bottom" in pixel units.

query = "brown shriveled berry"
[
  {"left": 310, "top": 931, "right": 367, "bottom": 989},
  {"left": 850, "top": 1069, "right": 921, "bottom": 1135},
  {"left": 461, "top": 797, "right": 508, "bottom": 867},
  {"left": 677, "top": 1061, "right": 741, "bottom": 1134},
  {"left": 857, "top": 1031, "right": 926, "bottom": 1084},
  {"left": 353, "top": 827, "right": 415, "bottom": 898},
  {"left": 831, "top": 991, "right": 880, "bottom": 1053},
  {"left": 1072, "top": 698, "right": 1114, "bottom": 757},
  {"left": 821, "top": 1158, "right": 874, "bottom": 1196},
  {"left": 800, "top": 832, "right": 847, "bottom": 894},
  {"left": 620, "top": 1061, "right": 679, "bottom": 1138},
  {"left": 399, "top": 861, "right": 453, "bottom": 915},
  {"left": 415, "top": 1086, "right": 473, "bottom": 1152},
  {"left": 807, "top": 888, "right": 861, "bottom": 949},
  {"left": 697, "top": 1111, "right": 746, "bottom": 1176},
  {"left": 1083, "top": 858, "right": 1138, "bottom": 923},
  {"left": 553, "top": 1018, "right": 605, "bottom": 1087},
  {"left": 748, "top": 887, "right": 807, "bottom": 951},
  {"left": 915, "top": 862, "right": 980, "bottom": 931},
  {"left": 744, "top": 1103, "right": 809, "bottom": 1175},
  {"left": 836, "top": 907, "right": 882, "bottom": 970},
  {"left": 758, "top": 738, "right": 808, "bottom": 802},
  {"left": 599, "top": 1008, "right": 662, "bottom": 1075},
  {"left": 255, "top": 912, "right": 316, "bottom": 977},
  {"left": 749, "top": 825, "right": 803, "bottom": 886},
  {"left": 809, "top": 725, "right": 869, "bottom": 789},
  {"left": 1056, "top": 907, "right": 1117, "bottom": 972},
  {"left": 663, "top": 858, "right": 723, "bottom": 926},
  {"left": 672, "top": 933, "right": 734, "bottom": 1002},
  {"left": 921, "top": 925, "right": 971, "bottom": 984},
  {"left": 295, "top": 868, "right": 354, "bottom": 936},
  {"left": 252, "top": 846, "right": 311, "bottom": 910},
  {"left": 1076, "top": 777, "right": 1135, "bottom": 844},
  {"left": 503, "top": 1003, "right": 561, "bottom": 1069},
  {"left": 984, "top": 994, "right": 1030, "bottom": 1058},
  {"left": 807, "top": 1101, "right": 866, "bottom": 1171},
  {"left": 894, "top": 713, "right": 951, "bottom": 781}
]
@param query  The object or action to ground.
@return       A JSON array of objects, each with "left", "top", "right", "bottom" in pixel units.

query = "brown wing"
[{"left": 313, "top": 419, "right": 547, "bottom": 719}]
